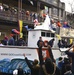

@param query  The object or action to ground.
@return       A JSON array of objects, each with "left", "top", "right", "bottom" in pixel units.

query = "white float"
[{"left": 28, "top": 15, "right": 58, "bottom": 48}]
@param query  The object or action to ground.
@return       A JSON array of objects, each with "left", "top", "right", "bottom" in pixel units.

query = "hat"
[{"left": 4, "top": 36, "right": 8, "bottom": 40}]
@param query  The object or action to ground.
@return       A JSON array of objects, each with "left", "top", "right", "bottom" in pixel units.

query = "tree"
[{"left": 66, "top": 0, "right": 74, "bottom": 27}]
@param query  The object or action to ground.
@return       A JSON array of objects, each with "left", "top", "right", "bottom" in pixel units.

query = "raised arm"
[
  {"left": 23, "top": 54, "right": 33, "bottom": 69},
  {"left": 65, "top": 45, "right": 74, "bottom": 57}
]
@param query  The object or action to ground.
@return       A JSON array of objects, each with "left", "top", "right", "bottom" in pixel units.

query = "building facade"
[{"left": 0, "top": 0, "right": 65, "bottom": 41}]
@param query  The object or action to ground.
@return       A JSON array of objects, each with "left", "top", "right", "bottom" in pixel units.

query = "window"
[
  {"left": 51, "top": 33, "right": 55, "bottom": 37},
  {"left": 41, "top": 32, "right": 45, "bottom": 36},
  {"left": 47, "top": 33, "right": 50, "bottom": 37},
  {"left": 52, "top": 8, "right": 59, "bottom": 16},
  {"left": 41, "top": 32, "right": 55, "bottom": 37},
  {"left": 61, "top": 9, "right": 63, "bottom": 17}
]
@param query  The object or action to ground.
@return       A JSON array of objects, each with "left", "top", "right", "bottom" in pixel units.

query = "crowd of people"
[
  {"left": 0, "top": 34, "right": 26, "bottom": 46},
  {"left": 0, "top": 35, "right": 73, "bottom": 75},
  {"left": 0, "top": 2, "right": 74, "bottom": 75},
  {"left": 58, "top": 39, "right": 73, "bottom": 48},
  {"left": 15, "top": 39, "right": 74, "bottom": 75},
  {"left": 0, "top": 4, "right": 45, "bottom": 22},
  {"left": 32, "top": 36, "right": 74, "bottom": 75}
]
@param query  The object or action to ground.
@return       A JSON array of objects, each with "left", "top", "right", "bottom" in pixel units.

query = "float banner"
[{"left": 0, "top": 47, "right": 39, "bottom": 61}]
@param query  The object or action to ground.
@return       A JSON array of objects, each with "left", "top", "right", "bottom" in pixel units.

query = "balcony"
[
  {"left": 59, "top": 2, "right": 65, "bottom": 9},
  {"left": 0, "top": 10, "right": 44, "bottom": 25},
  {"left": 52, "top": 0, "right": 59, "bottom": 7},
  {"left": 40, "top": 0, "right": 53, "bottom": 5},
  {"left": 40, "top": 0, "right": 65, "bottom": 9}
]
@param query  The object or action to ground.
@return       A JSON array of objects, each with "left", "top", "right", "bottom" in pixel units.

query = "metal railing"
[
  {"left": 0, "top": 10, "right": 44, "bottom": 23},
  {"left": 40, "top": 0, "right": 53, "bottom": 5},
  {"left": 59, "top": 2, "right": 65, "bottom": 9}
]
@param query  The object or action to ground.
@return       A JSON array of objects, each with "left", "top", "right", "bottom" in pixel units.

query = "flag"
[
  {"left": 18, "top": 20, "right": 23, "bottom": 38},
  {"left": 70, "top": 39, "right": 73, "bottom": 44},
  {"left": 55, "top": 34, "right": 61, "bottom": 40},
  {"left": 12, "top": 29, "right": 20, "bottom": 34},
  {"left": 19, "top": 20, "right": 23, "bottom": 33},
  {"left": 20, "top": 33, "right": 23, "bottom": 38}
]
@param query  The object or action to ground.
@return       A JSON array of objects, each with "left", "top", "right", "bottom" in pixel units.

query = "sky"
[{"left": 60, "top": 0, "right": 74, "bottom": 13}]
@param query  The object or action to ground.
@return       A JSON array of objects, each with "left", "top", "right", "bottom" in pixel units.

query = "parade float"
[
  {"left": 0, "top": 15, "right": 73, "bottom": 75},
  {"left": 0, "top": 15, "right": 61, "bottom": 60}
]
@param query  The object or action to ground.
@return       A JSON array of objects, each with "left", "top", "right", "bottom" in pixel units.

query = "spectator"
[
  {"left": 42, "top": 58, "right": 61, "bottom": 75},
  {"left": 58, "top": 40, "right": 64, "bottom": 48},
  {"left": 57, "top": 57, "right": 64, "bottom": 70},
  {"left": 8, "top": 34, "right": 15, "bottom": 45},
  {"left": 61, "top": 57, "right": 70, "bottom": 75},
  {"left": 13, "top": 65, "right": 24, "bottom": 75},
  {"left": 51, "top": 19, "right": 57, "bottom": 31},
  {"left": 62, "top": 39, "right": 68, "bottom": 48},
  {"left": 23, "top": 54, "right": 40, "bottom": 75},
  {"left": 0, "top": 40, "right": 4, "bottom": 46},
  {"left": 2, "top": 36, "right": 8, "bottom": 45},
  {"left": 56, "top": 21, "right": 62, "bottom": 34},
  {"left": 18, "top": 65, "right": 24, "bottom": 75},
  {"left": 64, "top": 64, "right": 72, "bottom": 75},
  {"left": 17, "top": 38, "right": 26, "bottom": 46},
  {"left": 65, "top": 45, "right": 74, "bottom": 74}
]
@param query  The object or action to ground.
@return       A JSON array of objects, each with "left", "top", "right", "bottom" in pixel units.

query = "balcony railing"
[
  {"left": 0, "top": 10, "right": 44, "bottom": 24},
  {"left": 40, "top": 0, "right": 59, "bottom": 7},
  {"left": 59, "top": 2, "right": 65, "bottom": 9},
  {"left": 40, "top": 0, "right": 53, "bottom": 5}
]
